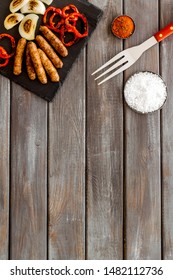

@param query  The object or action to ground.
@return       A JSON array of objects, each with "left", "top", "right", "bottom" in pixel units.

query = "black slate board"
[{"left": 0, "top": 0, "right": 103, "bottom": 101}]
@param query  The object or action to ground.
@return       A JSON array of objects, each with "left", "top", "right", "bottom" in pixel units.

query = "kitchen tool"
[
  {"left": 92, "top": 22, "right": 173, "bottom": 85},
  {"left": 0, "top": 0, "right": 103, "bottom": 101}
]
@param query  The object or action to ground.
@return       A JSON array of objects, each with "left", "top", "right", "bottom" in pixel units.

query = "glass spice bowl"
[{"left": 111, "top": 15, "right": 135, "bottom": 39}]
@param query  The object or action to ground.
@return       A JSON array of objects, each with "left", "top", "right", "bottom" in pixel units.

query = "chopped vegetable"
[
  {"left": 49, "top": 13, "right": 64, "bottom": 29},
  {"left": 61, "top": 4, "right": 79, "bottom": 18},
  {"left": 0, "top": 33, "right": 16, "bottom": 68},
  {"left": 43, "top": 5, "right": 89, "bottom": 47},
  {"left": 21, "top": 0, "right": 46, "bottom": 15},
  {"left": 19, "top": 14, "right": 39, "bottom": 40},
  {"left": 10, "top": 0, "right": 28, "bottom": 13},
  {"left": 40, "top": 0, "right": 53, "bottom": 5},
  {"left": 65, "top": 13, "right": 88, "bottom": 38},
  {"left": 43, "top": 6, "right": 63, "bottom": 30},
  {"left": 0, "top": 33, "right": 16, "bottom": 58},
  {"left": 4, "top": 13, "right": 24, "bottom": 30},
  {"left": 60, "top": 26, "right": 79, "bottom": 47},
  {"left": 0, "top": 49, "right": 9, "bottom": 68}
]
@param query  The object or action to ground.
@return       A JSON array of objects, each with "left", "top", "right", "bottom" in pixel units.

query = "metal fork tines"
[
  {"left": 92, "top": 49, "right": 134, "bottom": 85},
  {"left": 92, "top": 36, "right": 159, "bottom": 85}
]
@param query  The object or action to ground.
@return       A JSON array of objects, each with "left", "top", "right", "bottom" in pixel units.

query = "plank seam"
[
  {"left": 122, "top": 0, "right": 126, "bottom": 261},
  {"left": 8, "top": 81, "right": 12, "bottom": 260},
  {"left": 47, "top": 102, "right": 49, "bottom": 260},
  {"left": 158, "top": 0, "right": 164, "bottom": 260},
  {"left": 85, "top": 45, "right": 88, "bottom": 260}
]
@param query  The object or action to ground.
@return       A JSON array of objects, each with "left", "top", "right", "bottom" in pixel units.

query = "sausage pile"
[
  {"left": 13, "top": 26, "right": 68, "bottom": 84},
  {"left": 1, "top": 3, "right": 89, "bottom": 85}
]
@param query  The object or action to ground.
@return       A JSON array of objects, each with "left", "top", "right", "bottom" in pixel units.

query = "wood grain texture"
[
  {"left": 10, "top": 86, "right": 47, "bottom": 260},
  {"left": 48, "top": 51, "right": 85, "bottom": 260},
  {"left": 87, "top": 0, "right": 124, "bottom": 260},
  {"left": 1, "top": 0, "right": 173, "bottom": 261},
  {"left": 0, "top": 76, "right": 10, "bottom": 260},
  {"left": 124, "top": 0, "right": 161, "bottom": 259},
  {"left": 160, "top": 0, "right": 173, "bottom": 260}
]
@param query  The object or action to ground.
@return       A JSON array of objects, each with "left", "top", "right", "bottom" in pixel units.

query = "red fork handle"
[{"left": 154, "top": 22, "right": 173, "bottom": 42}]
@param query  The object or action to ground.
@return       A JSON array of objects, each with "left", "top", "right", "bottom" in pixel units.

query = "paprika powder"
[{"left": 111, "top": 15, "right": 135, "bottom": 39}]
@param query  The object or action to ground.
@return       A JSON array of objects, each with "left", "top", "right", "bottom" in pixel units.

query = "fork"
[{"left": 92, "top": 22, "right": 173, "bottom": 85}]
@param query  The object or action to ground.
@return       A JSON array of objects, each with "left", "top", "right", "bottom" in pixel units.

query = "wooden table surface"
[{"left": 0, "top": 0, "right": 173, "bottom": 260}]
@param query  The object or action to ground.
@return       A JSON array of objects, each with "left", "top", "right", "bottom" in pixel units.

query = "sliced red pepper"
[
  {"left": 43, "top": 6, "right": 62, "bottom": 28},
  {"left": 60, "top": 26, "right": 79, "bottom": 47},
  {"left": 65, "top": 13, "right": 88, "bottom": 38},
  {"left": 46, "top": 24, "right": 62, "bottom": 33},
  {"left": 64, "top": 13, "right": 79, "bottom": 27},
  {"left": 42, "top": 5, "right": 89, "bottom": 47},
  {"left": 0, "top": 46, "right": 8, "bottom": 58},
  {"left": 0, "top": 33, "right": 16, "bottom": 58},
  {"left": 0, "top": 47, "right": 9, "bottom": 68},
  {"left": 50, "top": 13, "right": 65, "bottom": 29},
  {"left": 62, "top": 5, "right": 79, "bottom": 18},
  {"left": 0, "top": 58, "right": 9, "bottom": 68},
  {"left": 43, "top": 6, "right": 59, "bottom": 23}
]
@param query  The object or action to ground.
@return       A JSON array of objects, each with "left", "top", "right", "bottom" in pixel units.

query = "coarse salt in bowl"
[{"left": 124, "top": 72, "right": 167, "bottom": 114}]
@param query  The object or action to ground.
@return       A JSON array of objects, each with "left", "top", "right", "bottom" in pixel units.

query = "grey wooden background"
[{"left": 0, "top": 0, "right": 173, "bottom": 260}]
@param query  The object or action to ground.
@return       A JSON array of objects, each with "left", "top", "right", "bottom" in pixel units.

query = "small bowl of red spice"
[{"left": 111, "top": 15, "right": 135, "bottom": 39}]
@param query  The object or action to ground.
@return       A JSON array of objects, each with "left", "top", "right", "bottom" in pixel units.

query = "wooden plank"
[
  {"left": 160, "top": 0, "right": 173, "bottom": 260},
  {"left": 87, "top": 0, "right": 123, "bottom": 259},
  {"left": 48, "top": 51, "right": 86, "bottom": 260},
  {"left": 124, "top": 0, "right": 161, "bottom": 259},
  {"left": 0, "top": 76, "right": 10, "bottom": 260},
  {"left": 10, "top": 86, "right": 47, "bottom": 260}
]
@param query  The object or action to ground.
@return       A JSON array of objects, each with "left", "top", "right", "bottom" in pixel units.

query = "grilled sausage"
[
  {"left": 35, "top": 35, "right": 63, "bottom": 68},
  {"left": 38, "top": 49, "right": 60, "bottom": 82},
  {"left": 26, "top": 43, "right": 36, "bottom": 81},
  {"left": 13, "top": 38, "right": 27, "bottom": 75},
  {"left": 28, "top": 42, "right": 47, "bottom": 84},
  {"left": 39, "top": 25, "right": 68, "bottom": 57}
]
